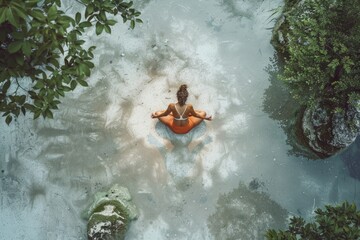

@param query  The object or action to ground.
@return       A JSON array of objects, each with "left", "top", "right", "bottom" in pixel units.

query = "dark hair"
[{"left": 177, "top": 84, "right": 188, "bottom": 106}]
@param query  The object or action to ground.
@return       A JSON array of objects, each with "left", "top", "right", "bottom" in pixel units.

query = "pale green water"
[{"left": 0, "top": 0, "right": 359, "bottom": 239}]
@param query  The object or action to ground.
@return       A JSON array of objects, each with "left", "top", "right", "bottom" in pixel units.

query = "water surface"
[{"left": 1, "top": 0, "right": 359, "bottom": 239}]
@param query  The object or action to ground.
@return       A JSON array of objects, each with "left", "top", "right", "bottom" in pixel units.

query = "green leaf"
[
  {"left": 34, "top": 99, "right": 43, "bottom": 107},
  {"left": 58, "top": 15, "right": 73, "bottom": 27},
  {"left": 11, "top": 4, "right": 28, "bottom": 21},
  {"left": 8, "top": 41, "right": 23, "bottom": 53},
  {"left": 5, "top": 115, "right": 12, "bottom": 125},
  {"left": 75, "top": 40, "right": 85, "bottom": 45},
  {"left": 95, "top": 22, "right": 104, "bottom": 35},
  {"left": 85, "top": 4, "right": 94, "bottom": 19},
  {"left": 45, "top": 109, "right": 53, "bottom": 119},
  {"left": 22, "top": 41, "right": 32, "bottom": 56},
  {"left": 56, "top": 89, "right": 64, "bottom": 97},
  {"left": 49, "top": 58, "right": 59, "bottom": 68},
  {"left": 34, "top": 110, "right": 41, "bottom": 119},
  {"left": 24, "top": 103, "right": 36, "bottom": 111},
  {"left": 63, "top": 86, "right": 72, "bottom": 92},
  {"left": 84, "top": 61, "right": 95, "bottom": 68},
  {"left": 79, "top": 21, "right": 92, "bottom": 28},
  {"left": 107, "top": 19, "right": 117, "bottom": 26},
  {"left": 99, "top": 11, "right": 106, "bottom": 21},
  {"left": 77, "top": 79, "right": 88, "bottom": 87},
  {"left": 19, "top": 95, "right": 26, "bottom": 105},
  {"left": 34, "top": 81, "right": 44, "bottom": 89},
  {"left": 75, "top": 12, "right": 81, "bottom": 24},
  {"left": 6, "top": 8, "right": 19, "bottom": 28},
  {"left": 0, "top": 8, "right": 7, "bottom": 24},
  {"left": 70, "top": 80, "right": 77, "bottom": 90},
  {"left": 88, "top": 46, "right": 96, "bottom": 52},
  {"left": 130, "top": 19, "right": 135, "bottom": 29},
  {"left": 46, "top": 66, "right": 54, "bottom": 72},
  {"left": 58, "top": 44, "right": 64, "bottom": 54},
  {"left": 2, "top": 80, "right": 11, "bottom": 93},
  {"left": 79, "top": 63, "right": 90, "bottom": 76},
  {"left": 31, "top": 9, "right": 46, "bottom": 21},
  {"left": 135, "top": 18, "right": 143, "bottom": 23},
  {"left": 104, "top": 24, "right": 111, "bottom": 33},
  {"left": 48, "top": 4, "right": 57, "bottom": 20}
]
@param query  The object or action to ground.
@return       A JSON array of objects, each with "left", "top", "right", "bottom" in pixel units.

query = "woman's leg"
[
  {"left": 155, "top": 111, "right": 173, "bottom": 127},
  {"left": 191, "top": 110, "right": 206, "bottom": 127}
]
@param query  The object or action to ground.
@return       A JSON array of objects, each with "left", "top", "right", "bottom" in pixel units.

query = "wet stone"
[{"left": 85, "top": 184, "right": 138, "bottom": 240}]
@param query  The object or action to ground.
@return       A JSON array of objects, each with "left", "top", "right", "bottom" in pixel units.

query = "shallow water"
[{"left": 1, "top": 0, "right": 359, "bottom": 239}]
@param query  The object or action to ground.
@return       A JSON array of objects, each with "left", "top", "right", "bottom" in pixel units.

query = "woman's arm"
[
  {"left": 189, "top": 105, "right": 212, "bottom": 121},
  {"left": 151, "top": 104, "right": 172, "bottom": 118}
]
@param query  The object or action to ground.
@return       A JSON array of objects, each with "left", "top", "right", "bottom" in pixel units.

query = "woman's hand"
[
  {"left": 151, "top": 112, "right": 158, "bottom": 118},
  {"left": 205, "top": 115, "right": 212, "bottom": 121}
]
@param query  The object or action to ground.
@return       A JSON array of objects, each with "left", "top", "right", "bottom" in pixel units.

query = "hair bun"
[{"left": 180, "top": 84, "right": 187, "bottom": 91}]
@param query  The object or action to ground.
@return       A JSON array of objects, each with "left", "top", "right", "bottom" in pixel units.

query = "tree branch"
[{"left": 14, "top": 78, "right": 27, "bottom": 93}]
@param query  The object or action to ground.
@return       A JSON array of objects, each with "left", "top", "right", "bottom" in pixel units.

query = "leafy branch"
[{"left": 0, "top": 0, "right": 142, "bottom": 125}]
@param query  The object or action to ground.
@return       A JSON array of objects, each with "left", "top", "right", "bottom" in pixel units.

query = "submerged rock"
[
  {"left": 86, "top": 184, "right": 138, "bottom": 240},
  {"left": 301, "top": 102, "right": 360, "bottom": 158}
]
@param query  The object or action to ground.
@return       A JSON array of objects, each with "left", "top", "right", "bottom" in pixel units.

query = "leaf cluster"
[
  {"left": 266, "top": 201, "right": 360, "bottom": 239},
  {"left": 0, "top": 0, "right": 142, "bottom": 124},
  {"left": 275, "top": 0, "right": 360, "bottom": 110}
]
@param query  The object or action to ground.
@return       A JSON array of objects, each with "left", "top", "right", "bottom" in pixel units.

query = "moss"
[
  {"left": 86, "top": 185, "right": 138, "bottom": 240},
  {"left": 90, "top": 200, "right": 130, "bottom": 220},
  {"left": 87, "top": 202, "right": 130, "bottom": 240}
]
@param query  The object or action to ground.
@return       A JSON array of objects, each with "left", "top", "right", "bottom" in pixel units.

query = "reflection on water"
[
  {"left": 262, "top": 57, "right": 318, "bottom": 159},
  {"left": 340, "top": 138, "right": 360, "bottom": 181},
  {"left": 150, "top": 122, "right": 211, "bottom": 182},
  {"left": 1, "top": 0, "right": 360, "bottom": 239},
  {"left": 208, "top": 183, "right": 287, "bottom": 240}
]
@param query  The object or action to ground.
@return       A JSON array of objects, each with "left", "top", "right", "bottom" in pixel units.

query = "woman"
[{"left": 151, "top": 84, "right": 212, "bottom": 134}]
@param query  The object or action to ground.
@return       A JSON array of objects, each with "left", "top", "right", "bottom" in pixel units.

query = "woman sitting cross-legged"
[{"left": 151, "top": 84, "right": 212, "bottom": 134}]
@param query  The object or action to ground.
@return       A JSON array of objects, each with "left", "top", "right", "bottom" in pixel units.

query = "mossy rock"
[{"left": 86, "top": 184, "right": 138, "bottom": 240}]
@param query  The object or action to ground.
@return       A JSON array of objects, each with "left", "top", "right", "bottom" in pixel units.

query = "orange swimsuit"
[
  {"left": 162, "top": 105, "right": 196, "bottom": 134},
  {"left": 168, "top": 116, "right": 197, "bottom": 134}
]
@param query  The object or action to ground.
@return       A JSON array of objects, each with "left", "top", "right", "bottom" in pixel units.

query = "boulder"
[
  {"left": 86, "top": 184, "right": 138, "bottom": 240},
  {"left": 302, "top": 102, "right": 360, "bottom": 158}
]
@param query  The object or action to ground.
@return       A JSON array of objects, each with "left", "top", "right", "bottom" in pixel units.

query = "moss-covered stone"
[
  {"left": 301, "top": 102, "right": 360, "bottom": 158},
  {"left": 86, "top": 184, "right": 138, "bottom": 240}
]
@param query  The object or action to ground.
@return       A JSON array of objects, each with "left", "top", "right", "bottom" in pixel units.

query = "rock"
[
  {"left": 301, "top": 102, "right": 360, "bottom": 157},
  {"left": 86, "top": 184, "right": 138, "bottom": 240}
]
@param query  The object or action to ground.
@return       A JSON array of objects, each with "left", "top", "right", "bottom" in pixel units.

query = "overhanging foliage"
[
  {"left": 273, "top": 0, "right": 360, "bottom": 111},
  {"left": 0, "top": 0, "right": 141, "bottom": 124}
]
